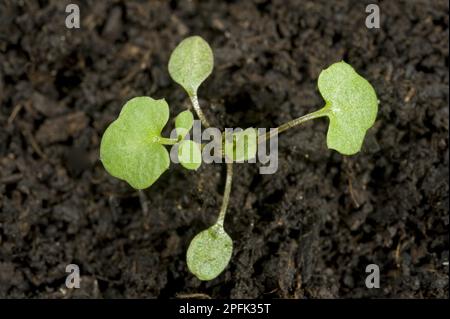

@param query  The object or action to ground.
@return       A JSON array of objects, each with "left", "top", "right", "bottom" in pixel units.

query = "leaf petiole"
[
  {"left": 258, "top": 106, "right": 329, "bottom": 143},
  {"left": 216, "top": 162, "right": 233, "bottom": 228},
  {"left": 155, "top": 136, "right": 179, "bottom": 145},
  {"left": 190, "top": 94, "right": 211, "bottom": 128}
]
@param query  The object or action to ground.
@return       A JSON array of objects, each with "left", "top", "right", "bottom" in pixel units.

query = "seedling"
[{"left": 100, "top": 36, "right": 378, "bottom": 281}]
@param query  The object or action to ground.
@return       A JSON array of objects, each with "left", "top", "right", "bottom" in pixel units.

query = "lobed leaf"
[
  {"left": 318, "top": 61, "right": 378, "bottom": 155},
  {"left": 100, "top": 97, "right": 170, "bottom": 189},
  {"left": 168, "top": 36, "right": 213, "bottom": 96},
  {"left": 186, "top": 224, "right": 233, "bottom": 281}
]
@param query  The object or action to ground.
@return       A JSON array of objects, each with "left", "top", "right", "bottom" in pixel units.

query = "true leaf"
[
  {"left": 100, "top": 97, "right": 170, "bottom": 189},
  {"left": 178, "top": 139, "right": 202, "bottom": 170},
  {"left": 168, "top": 36, "right": 213, "bottom": 96},
  {"left": 318, "top": 61, "right": 378, "bottom": 155},
  {"left": 186, "top": 224, "right": 233, "bottom": 281},
  {"left": 175, "top": 110, "right": 194, "bottom": 139},
  {"left": 224, "top": 128, "right": 257, "bottom": 161}
]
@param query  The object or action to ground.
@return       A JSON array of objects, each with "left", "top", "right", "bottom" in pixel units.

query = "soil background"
[{"left": 0, "top": 0, "right": 448, "bottom": 298}]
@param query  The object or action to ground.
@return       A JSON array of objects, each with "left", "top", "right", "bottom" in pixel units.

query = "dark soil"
[{"left": 0, "top": 0, "right": 448, "bottom": 298}]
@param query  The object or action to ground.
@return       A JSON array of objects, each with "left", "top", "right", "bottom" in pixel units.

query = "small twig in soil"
[
  {"left": 404, "top": 87, "right": 416, "bottom": 103},
  {"left": 343, "top": 158, "right": 360, "bottom": 208},
  {"left": 7, "top": 103, "right": 23, "bottom": 125},
  {"left": 0, "top": 173, "right": 23, "bottom": 184},
  {"left": 22, "top": 129, "right": 47, "bottom": 159},
  {"left": 348, "top": 178, "right": 360, "bottom": 208}
]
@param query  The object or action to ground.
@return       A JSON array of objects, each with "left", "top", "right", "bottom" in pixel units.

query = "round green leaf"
[
  {"left": 175, "top": 110, "right": 194, "bottom": 139},
  {"left": 168, "top": 36, "right": 213, "bottom": 96},
  {"left": 178, "top": 140, "right": 202, "bottom": 170},
  {"left": 318, "top": 61, "right": 378, "bottom": 155},
  {"left": 186, "top": 224, "right": 233, "bottom": 281},
  {"left": 224, "top": 128, "right": 257, "bottom": 161},
  {"left": 100, "top": 97, "right": 170, "bottom": 189}
]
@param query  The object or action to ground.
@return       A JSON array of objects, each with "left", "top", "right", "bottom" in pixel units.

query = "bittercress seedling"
[{"left": 100, "top": 35, "right": 378, "bottom": 281}]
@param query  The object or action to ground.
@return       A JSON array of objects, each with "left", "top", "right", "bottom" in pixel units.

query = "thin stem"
[
  {"left": 258, "top": 107, "right": 328, "bottom": 143},
  {"left": 157, "top": 137, "right": 178, "bottom": 145},
  {"left": 190, "top": 94, "right": 211, "bottom": 128},
  {"left": 216, "top": 162, "right": 233, "bottom": 227}
]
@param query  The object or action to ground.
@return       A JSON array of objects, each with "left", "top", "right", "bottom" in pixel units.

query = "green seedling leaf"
[
  {"left": 318, "top": 61, "right": 378, "bottom": 155},
  {"left": 168, "top": 36, "right": 213, "bottom": 96},
  {"left": 175, "top": 110, "right": 194, "bottom": 139},
  {"left": 178, "top": 140, "right": 202, "bottom": 170},
  {"left": 100, "top": 97, "right": 170, "bottom": 189},
  {"left": 224, "top": 128, "right": 257, "bottom": 161},
  {"left": 186, "top": 224, "right": 233, "bottom": 281}
]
